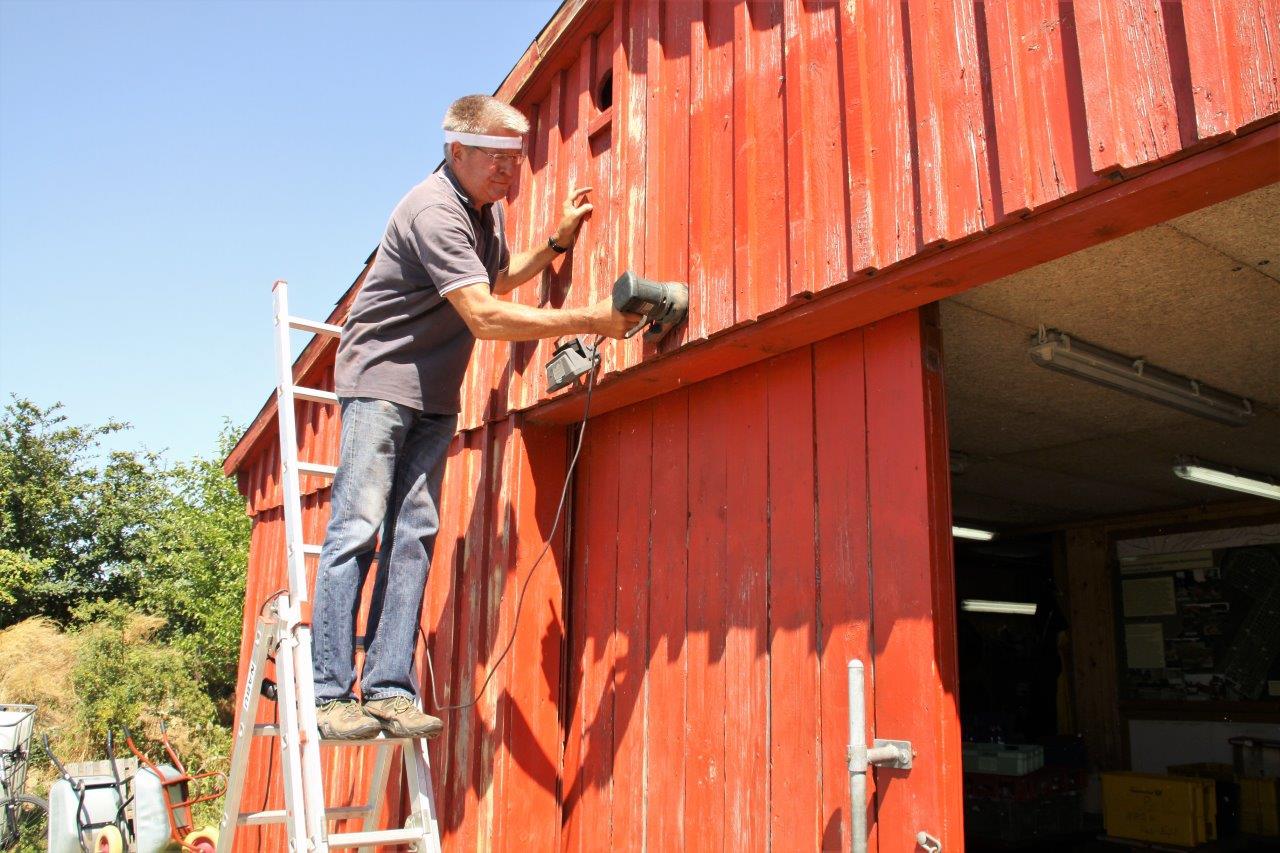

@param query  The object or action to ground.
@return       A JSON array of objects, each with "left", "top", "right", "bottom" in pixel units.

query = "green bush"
[{"left": 70, "top": 603, "right": 228, "bottom": 778}]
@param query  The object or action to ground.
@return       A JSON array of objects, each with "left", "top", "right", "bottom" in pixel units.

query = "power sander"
[{"left": 545, "top": 271, "right": 689, "bottom": 392}]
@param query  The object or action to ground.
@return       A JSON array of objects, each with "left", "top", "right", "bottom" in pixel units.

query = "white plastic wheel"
[
  {"left": 183, "top": 827, "right": 219, "bottom": 852},
  {"left": 94, "top": 824, "right": 124, "bottom": 853}
]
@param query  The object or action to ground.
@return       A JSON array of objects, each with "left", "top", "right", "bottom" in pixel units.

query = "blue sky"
[{"left": 0, "top": 0, "right": 560, "bottom": 462}]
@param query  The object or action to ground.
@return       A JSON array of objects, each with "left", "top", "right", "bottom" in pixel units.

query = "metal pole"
[{"left": 848, "top": 659, "right": 868, "bottom": 853}]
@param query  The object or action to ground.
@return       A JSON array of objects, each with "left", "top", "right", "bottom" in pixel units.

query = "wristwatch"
[{"left": 547, "top": 235, "right": 569, "bottom": 254}]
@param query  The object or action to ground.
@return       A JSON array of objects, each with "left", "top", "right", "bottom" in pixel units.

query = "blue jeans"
[{"left": 311, "top": 397, "right": 456, "bottom": 703}]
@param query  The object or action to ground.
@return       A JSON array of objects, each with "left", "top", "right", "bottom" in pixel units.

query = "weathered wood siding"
[{"left": 465, "top": 0, "right": 1278, "bottom": 433}]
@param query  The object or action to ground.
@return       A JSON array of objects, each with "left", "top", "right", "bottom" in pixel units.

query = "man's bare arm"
[
  {"left": 446, "top": 282, "right": 641, "bottom": 341},
  {"left": 492, "top": 242, "right": 560, "bottom": 296}
]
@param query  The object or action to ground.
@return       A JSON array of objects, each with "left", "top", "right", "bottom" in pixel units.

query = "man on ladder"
[{"left": 312, "top": 93, "right": 640, "bottom": 741}]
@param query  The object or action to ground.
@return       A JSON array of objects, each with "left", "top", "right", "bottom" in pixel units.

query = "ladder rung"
[
  {"left": 288, "top": 316, "right": 343, "bottom": 338},
  {"left": 238, "top": 809, "right": 285, "bottom": 826},
  {"left": 297, "top": 461, "right": 338, "bottom": 478},
  {"left": 293, "top": 386, "right": 339, "bottom": 405},
  {"left": 237, "top": 804, "right": 371, "bottom": 826},
  {"left": 254, "top": 723, "right": 417, "bottom": 744},
  {"left": 302, "top": 543, "right": 323, "bottom": 556},
  {"left": 328, "top": 828, "right": 429, "bottom": 848},
  {"left": 326, "top": 804, "right": 377, "bottom": 820}
]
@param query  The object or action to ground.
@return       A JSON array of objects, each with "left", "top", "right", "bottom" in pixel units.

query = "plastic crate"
[
  {"left": 1167, "top": 764, "right": 1240, "bottom": 837},
  {"left": 964, "top": 765, "right": 1086, "bottom": 802},
  {"left": 1231, "top": 736, "right": 1280, "bottom": 779},
  {"left": 1102, "top": 772, "right": 1217, "bottom": 847},
  {"left": 1239, "top": 776, "right": 1280, "bottom": 837},
  {"left": 962, "top": 742, "right": 1044, "bottom": 776}
]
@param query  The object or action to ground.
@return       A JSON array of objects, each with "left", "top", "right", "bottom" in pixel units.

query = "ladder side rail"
[
  {"left": 272, "top": 598, "right": 314, "bottom": 849},
  {"left": 402, "top": 739, "right": 442, "bottom": 853},
  {"left": 355, "top": 741, "right": 396, "bottom": 853},
  {"left": 272, "top": 280, "right": 311, "bottom": 604},
  {"left": 292, "top": 623, "right": 331, "bottom": 850},
  {"left": 216, "top": 616, "right": 277, "bottom": 853}
]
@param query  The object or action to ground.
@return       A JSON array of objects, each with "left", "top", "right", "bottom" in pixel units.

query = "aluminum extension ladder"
[{"left": 216, "top": 280, "right": 442, "bottom": 853}]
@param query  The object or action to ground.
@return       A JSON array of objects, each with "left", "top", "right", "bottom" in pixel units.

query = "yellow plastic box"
[
  {"left": 1239, "top": 776, "right": 1280, "bottom": 837},
  {"left": 1102, "top": 772, "right": 1217, "bottom": 847}
]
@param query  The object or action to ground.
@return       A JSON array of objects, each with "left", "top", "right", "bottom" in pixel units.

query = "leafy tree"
[
  {"left": 70, "top": 602, "right": 223, "bottom": 762},
  {"left": 0, "top": 397, "right": 165, "bottom": 623}
]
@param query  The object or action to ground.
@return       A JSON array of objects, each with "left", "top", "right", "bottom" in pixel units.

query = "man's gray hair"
[{"left": 443, "top": 94, "right": 530, "bottom": 135}]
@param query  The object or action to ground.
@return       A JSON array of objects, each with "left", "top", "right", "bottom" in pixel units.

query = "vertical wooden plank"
[
  {"left": 1224, "top": 0, "right": 1280, "bottom": 129},
  {"left": 906, "top": 0, "right": 995, "bottom": 244},
  {"left": 613, "top": 0, "right": 651, "bottom": 372},
  {"left": 500, "top": 423, "right": 568, "bottom": 852},
  {"left": 1180, "top": 0, "right": 1236, "bottom": 141},
  {"left": 423, "top": 438, "right": 465, "bottom": 839},
  {"left": 839, "top": 0, "right": 917, "bottom": 270},
  {"left": 1064, "top": 526, "right": 1124, "bottom": 770},
  {"left": 588, "top": 28, "right": 616, "bottom": 318},
  {"left": 563, "top": 44, "right": 592, "bottom": 303},
  {"left": 611, "top": 401, "right": 652, "bottom": 847},
  {"left": 475, "top": 420, "right": 516, "bottom": 845},
  {"left": 733, "top": 0, "right": 788, "bottom": 322},
  {"left": 1075, "top": 0, "right": 1181, "bottom": 172},
  {"left": 561, "top": 420, "right": 591, "bottom": 853},
  {"left": 684, "top": 374, "right": 729, "bottom": 853},
  {"left": 982, "top": 0, "right": 1098, "bottom": 214},
  {"left": 1183, "top": 0, "right": 1280, "bottom": 140},
  {"left": 532, "top": 71, "right": 570, "bottom": 403},
  {"left": 864, "top": 309, "right": 963, "bottom": 851},
  {"left": 688, "top": 0, "right": 736, "bottom": 340},
  {"left": 575, "top": 410, "right": 620, "bottom": 847},
  {"left": 649, "top": 0, "right": 693, "bottom": 353},
  {"left": 568, "top": 36, "right": 597, "bottom": 313},
  {"left": 766, "top": 347, "right": 821, "bottom": 849},
  {"left": 646, "top": 389, "right": 688, "bottom": 851},
  {"left": 506, "top": 100, "right": 541, "bottom": 413},
  {"left": 980, "top": 0, "right": 1030, "bottom": 218},
  {"left": 722, "top": 364, "right": 770, "bottom": 850},
  {"left": 446, "top": 432, "right": 487, "bottom": 848},
  {"left": 813, "top": 330, "right": 874, "bottom": 852},
  {"left": 783, "top": 0, "right": 850, "bottom": 297},
  {"left": 540, "top": 50, "right": 590, "bottom": 405}
]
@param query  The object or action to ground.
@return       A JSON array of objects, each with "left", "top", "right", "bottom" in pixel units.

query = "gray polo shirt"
[{"left": 335, "top": 165, "right": 509, "bottom": 413}]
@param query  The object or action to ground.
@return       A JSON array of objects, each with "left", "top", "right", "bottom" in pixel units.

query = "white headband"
[{"left": 443, "top": 130, "right": 524, "bottom": 150}]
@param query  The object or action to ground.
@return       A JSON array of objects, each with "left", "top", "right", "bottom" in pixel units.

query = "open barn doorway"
[{"left": 942, "top": 182, "right": 1280, "bottom": 852}]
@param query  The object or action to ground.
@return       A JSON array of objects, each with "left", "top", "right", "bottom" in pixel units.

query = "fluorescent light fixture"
[
  {"left": 1174, "top": 457, "right": 1280, "bottom": 501},
  {"left": 961, "top": 599, "right": 1038, "bottom": 616},
  {"left": 952, "top": 525, "right": 996, "bottom": 541},
  {"left": 1028, "top": 328, "right": 1254, "bottom": 426}
]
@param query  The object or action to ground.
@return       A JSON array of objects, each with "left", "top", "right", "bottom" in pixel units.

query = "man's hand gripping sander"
[{"left": 545, "top": 271, "right": 689, "bottom": 392}]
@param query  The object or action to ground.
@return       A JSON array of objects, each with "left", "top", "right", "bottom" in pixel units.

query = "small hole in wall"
[{"left": 595, "top": 69, "right": 613, "bottom": 111}]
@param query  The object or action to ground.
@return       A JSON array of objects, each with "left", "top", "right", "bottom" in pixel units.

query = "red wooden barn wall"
[
  {"left": 559, "top": 311, "right": 958, "bottom": 852},
  {"left": 225, "top": 0, "right": 1279, "bottom": 849}
]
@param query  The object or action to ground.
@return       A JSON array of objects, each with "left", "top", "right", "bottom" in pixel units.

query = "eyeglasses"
[{"left": 466, "top": 146, "right": 525, "bottom": 168}]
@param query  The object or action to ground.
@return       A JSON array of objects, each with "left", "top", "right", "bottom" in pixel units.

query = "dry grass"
[
  {"left": 0, "top": 617, "right": 83, "bottom": 793},
  {"left": 0, "top": 618, "right": 78, "bottom": 738}
]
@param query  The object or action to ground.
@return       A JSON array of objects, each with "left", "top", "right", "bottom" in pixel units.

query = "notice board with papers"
[{"left": 1115, "top": 522, "right": 1280, "bottom": 702}]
